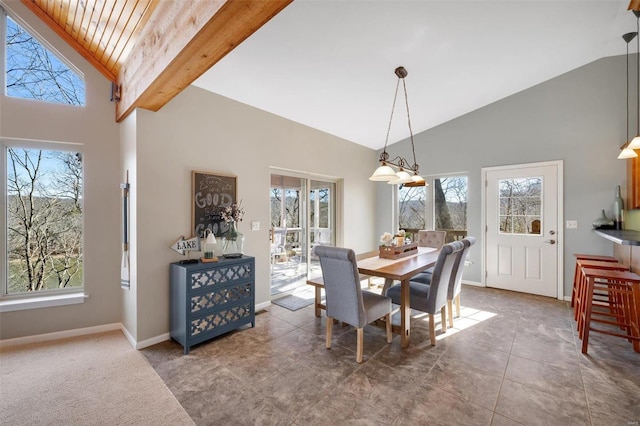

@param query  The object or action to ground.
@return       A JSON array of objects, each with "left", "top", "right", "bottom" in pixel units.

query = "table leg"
[
  {"left": 314, "top": 286, "right": 321, "bottom": 317},
  {"left": 401, "top": 278, "right": 411, "bottom": 348}
]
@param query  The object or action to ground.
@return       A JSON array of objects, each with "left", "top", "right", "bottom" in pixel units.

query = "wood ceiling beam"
[
  {"left": 115, "top": 0, "right": 292, "bottom": 122},
  {"left": 630, "top": 0, "right": 640, "bottom": 11},
  {"left": 20, "top": 0, "right": 116, "bottom": 81}
]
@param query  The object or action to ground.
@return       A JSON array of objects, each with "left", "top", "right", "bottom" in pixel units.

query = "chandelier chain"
[
  {"left": 402, "top": 78, "right": 418, "bottom": 171},
  {"left": 384, "top": 78, "right": 401, "bottom": 153}
]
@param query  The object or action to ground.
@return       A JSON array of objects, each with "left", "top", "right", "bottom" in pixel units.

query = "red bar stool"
[
  {"left": 573, "top": 259, "right": 628, "bottom": 322},
  {"left": 578, "top": 268, "right": 640, "bottom": 354},
  {"left": 572, "top": 254, "right": 620, "bottom": 308}
]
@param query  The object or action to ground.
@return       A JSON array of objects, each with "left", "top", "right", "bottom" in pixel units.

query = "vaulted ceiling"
[{"left": 19, "top": 0, "right": 640, "bottom": 150}]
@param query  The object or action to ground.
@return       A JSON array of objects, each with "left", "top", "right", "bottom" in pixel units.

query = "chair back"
[
  {"left": 448, "top": 237, "right": 476, "bottom": 300},
  {"left": 315, "top": 245, "right": 365, "bottom": 327},
  {"left": 424, "top": 240, "right": 465, "bottom": 313},
  {"left": 418, "top": 230, "right": 447, "bottom": 249}
]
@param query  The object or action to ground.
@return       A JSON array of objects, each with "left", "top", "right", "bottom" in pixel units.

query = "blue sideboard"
[{"left": 170, "top": 256, "right": 255, "bottom": 354}]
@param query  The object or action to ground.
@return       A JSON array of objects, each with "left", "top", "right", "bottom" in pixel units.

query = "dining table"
[
  {"left": 356, "top": 246, "right": 440, "bottom": 348},
  {"left": 306, "top": 246, "right": 440, "bottom": 348}
]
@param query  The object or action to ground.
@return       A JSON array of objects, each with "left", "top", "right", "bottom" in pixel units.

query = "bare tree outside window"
[
  {"left": 6, "top": 148, "right": 83, "bottom": 293},
  {"left": 5, "top": 15, "right": 85, "bottom": 106},
  {"left": 399, "top": 185, "right": 426, "bottom": 231}
]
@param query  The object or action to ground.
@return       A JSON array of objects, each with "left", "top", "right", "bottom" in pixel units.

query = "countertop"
[{"left": 593, "top": 229, "right": 640, "bottom": 246}]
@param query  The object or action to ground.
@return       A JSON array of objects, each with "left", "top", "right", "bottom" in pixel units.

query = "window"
[
  {"left": 3, "top": 145, "right": 84, "bottom": 295},
  {"left": 434, "top": 176, "right": 468, "bottom": 241},
  {"left": 4, "top": 11, "right": 85, "bottom": 106},
  {"left": 399, "top": 184, "right": 426, "bottom": 232},
  {"left": 398, "top": 175, "right": 468, "bottom": 242},
  {"left": 498, "top": 177, "right": 542, "bottom": 234}
]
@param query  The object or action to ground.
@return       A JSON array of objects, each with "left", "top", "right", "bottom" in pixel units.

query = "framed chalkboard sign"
[{"left": 192, "top": 171, "right": 237, "bottom": 238}]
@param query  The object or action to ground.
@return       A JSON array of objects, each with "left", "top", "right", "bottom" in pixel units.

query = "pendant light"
[
  {"left": 369, "top": 66, "right": 425, "bottom": 185},
  {"left": 618, "top": 31, "right": 639, "bottom": 159},
  {"left": 628, "top": 11, "right": 640, "bottom": 150}
]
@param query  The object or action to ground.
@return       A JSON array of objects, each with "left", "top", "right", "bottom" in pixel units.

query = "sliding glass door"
[{"left": 270, "top": 172, "right": 336, "bottom": 296}]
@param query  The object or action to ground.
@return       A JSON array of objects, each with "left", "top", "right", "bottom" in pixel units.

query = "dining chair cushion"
[
  {"left": 386, "top": 282, "right": 432, "bottom": 312},
  {"left": 411, "top": 271, "right": 433, "bottom": 284},
  {"left": 362, "top": 291, "right": 393, "bottom": 325}
]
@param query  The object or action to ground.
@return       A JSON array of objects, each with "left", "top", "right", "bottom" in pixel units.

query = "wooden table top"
[{"left": 357, "top": 247, "right": 440, "bottom": 281}]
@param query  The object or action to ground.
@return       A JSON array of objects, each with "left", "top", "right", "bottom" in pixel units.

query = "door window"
[{"left": 498, "top": 177, "right": 542, "bottom": 235}]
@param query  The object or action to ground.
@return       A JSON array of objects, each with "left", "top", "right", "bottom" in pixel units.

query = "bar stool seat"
[
  {"left": 577, "top": 268, "right": 640, "bottom": 354},
  {"left": 572, "top": 254, "right": 619, "bottom": 308},
  {"left": 571, "top": 258, "right": 629, "bottom": 321}
]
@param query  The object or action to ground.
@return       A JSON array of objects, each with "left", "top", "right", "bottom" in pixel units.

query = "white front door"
[{"left": 484, "top": 161, "right": 562, "bottom": 298}]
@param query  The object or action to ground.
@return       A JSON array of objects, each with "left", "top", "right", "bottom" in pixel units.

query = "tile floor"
[{"left": 142, "top": 285, "right": 640, "bottom": 426}]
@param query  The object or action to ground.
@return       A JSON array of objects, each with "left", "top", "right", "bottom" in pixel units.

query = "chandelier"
[{"left": 369, "top": 66, "right": 425, "bottom": 185}]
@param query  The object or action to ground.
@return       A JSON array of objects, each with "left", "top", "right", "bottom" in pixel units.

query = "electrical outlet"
[
  {"left": 251, "top": 221, "right": 260, "bottom": 231},
  {"left": 566, "top": 220, "right": 578, "bottom": 229}
]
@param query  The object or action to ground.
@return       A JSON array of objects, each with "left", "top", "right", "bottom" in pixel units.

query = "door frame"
[{"left": 481, "top": 160, "right": 564, "bottom": 300}]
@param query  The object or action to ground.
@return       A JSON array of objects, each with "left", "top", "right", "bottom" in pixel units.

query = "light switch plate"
[
  {"left": 566, "top": 220, "right": 578, "bottom": 229},
  {"left": 251, "top": 221, "right": 260, "bottom": 231}
]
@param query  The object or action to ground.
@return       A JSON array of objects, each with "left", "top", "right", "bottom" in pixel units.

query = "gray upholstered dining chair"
[
  {"left": 315, "top": 245, "right": 393, "bottom": 363},
  {"left": 384, "top": 240, "right": 465, "bottom": 346},
  {"left": 447, "top": 236, "right": 476, "bottom": 328},
  {"left": 412, "top": 230, "right": 448, "bottom": 283}
]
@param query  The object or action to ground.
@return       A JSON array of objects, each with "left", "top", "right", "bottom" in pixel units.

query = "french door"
[{"left": 483, "top": 161, "right": 563, "bottom": 299}]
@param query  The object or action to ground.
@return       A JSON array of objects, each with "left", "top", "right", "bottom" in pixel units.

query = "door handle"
[{"left": 544, "top": 239, "right": 556, "bottom": 244}]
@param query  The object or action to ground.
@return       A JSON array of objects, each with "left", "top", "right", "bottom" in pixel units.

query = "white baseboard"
[
  {"left": 462, "top": 280, "right": 484, "bottom": 287},
  {"left": 0, "top": 322, "right": 121, "bottom": 348},
  {"left": 255, "top": 301, "right": 271, "bottom": 311},
  {"left": 136, "top": 332, "right": 170, "bottom": 350}
]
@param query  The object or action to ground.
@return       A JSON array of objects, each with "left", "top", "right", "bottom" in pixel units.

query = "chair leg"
[
  {"left": 326, "top": 316, "right": 333, "bottom": 349},
  {"left": 429, "top": 313, "right": 436, "bottom": 345},
  {"left": 455, "top": 294, "right": 461, "bottom": 317},
  {"left": 385, "top": 313, "right": 392, "bottom": 343},
  {"left": 447, "top": 299, "right": 454, "bottom": 329},
  {"left": 441, "top": 306, "right": 447, "bottom": 333},
  {"left": 356, "top": 328, "right": 364, "bottom": 363}
]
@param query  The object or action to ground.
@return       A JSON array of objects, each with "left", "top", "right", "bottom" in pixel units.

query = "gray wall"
[
  {"left": 377, "top": 55, "right": 625, "bottom": 298},
  {"left": 131, "top": 86, "right": 378, "bottom": 342}
]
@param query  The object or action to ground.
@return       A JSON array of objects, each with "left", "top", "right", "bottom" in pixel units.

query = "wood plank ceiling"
[
  {"left": 21, "top": 0, "right": 156, "bottom": 82},
  {"left": 20, "top": 0, "right": 292, "bottom": 121}
]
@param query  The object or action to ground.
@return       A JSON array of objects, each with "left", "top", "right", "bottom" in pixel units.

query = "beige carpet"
[{"left": 0, "top": 330, "right": 194, "bottom": 425}]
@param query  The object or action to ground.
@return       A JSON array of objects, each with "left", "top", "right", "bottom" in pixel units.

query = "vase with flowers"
[
  {"left": 380, "top": 232, "right": 394, "bottom": 247},
  {"left": 220, "top": 200, "right": 245, "bottom": 258}
]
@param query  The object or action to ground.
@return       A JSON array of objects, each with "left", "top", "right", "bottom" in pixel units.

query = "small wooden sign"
[{"left": 170, "top": 235, "right": 201, "bottom": 255}]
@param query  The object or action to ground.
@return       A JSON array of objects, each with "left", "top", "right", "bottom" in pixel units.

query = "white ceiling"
[{"left": 194, "top": 0, "right": 635, "bottom": 150}]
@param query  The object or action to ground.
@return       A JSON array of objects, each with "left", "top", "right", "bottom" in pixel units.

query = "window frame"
[{"left": 1, "top": 138, "right": 85, "bottom": 304}]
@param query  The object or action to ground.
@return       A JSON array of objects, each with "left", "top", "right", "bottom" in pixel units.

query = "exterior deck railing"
[{"left": 402, "top": 228, "right": 467, "bottom": 244}]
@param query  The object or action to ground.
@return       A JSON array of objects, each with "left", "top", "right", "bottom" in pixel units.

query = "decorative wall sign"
[
  {"left": 192, "top": 171, "right": 237, "bottom": 238},
  {"left": 170, "top": 235, "right": 201, "bottom": 255}
]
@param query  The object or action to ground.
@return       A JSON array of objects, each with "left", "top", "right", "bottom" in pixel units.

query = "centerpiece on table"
[
  {"left": 220, "top": 200, "right": 245, "bottom": 258},
  {"left": 379, "top": 230, "right": 418, "bottom": 259}
]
